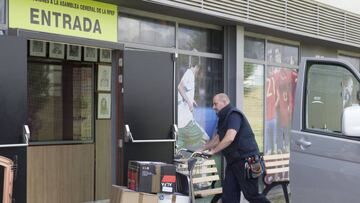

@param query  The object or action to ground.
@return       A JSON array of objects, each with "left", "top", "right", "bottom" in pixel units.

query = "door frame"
[{"left": 117, "top": 49, "right": 176, "bottom": 185}]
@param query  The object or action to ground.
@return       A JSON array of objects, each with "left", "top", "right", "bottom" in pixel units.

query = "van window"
[{"left": 306, "top": 64, "right": 359, "bottom": 134}]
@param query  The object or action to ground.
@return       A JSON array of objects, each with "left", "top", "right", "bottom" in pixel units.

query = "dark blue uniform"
[{"left": 217, "top": 104, "right": 271, "bottom": 203}]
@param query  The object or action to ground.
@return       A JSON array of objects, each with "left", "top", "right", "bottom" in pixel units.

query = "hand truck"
[{"left": 174, "top": 148, "right": 213, "bottom": 203}]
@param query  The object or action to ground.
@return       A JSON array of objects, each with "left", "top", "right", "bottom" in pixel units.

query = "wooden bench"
[
  {"left": 175, "top": 158, "right": 222, "bottom": 203},
  {"left": 262, "top": 153, "right": 290, "bottom": 203}
]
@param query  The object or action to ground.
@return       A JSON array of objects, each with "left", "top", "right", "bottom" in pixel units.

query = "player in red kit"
[
  {"left": 276, "top": 68, "right": 292, "bottom": 153},
  {"left": 265, "top": 67, "right": 279, "bottom": 154}
]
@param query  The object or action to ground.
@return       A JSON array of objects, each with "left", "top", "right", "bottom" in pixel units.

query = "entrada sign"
[
  {"left": 30, "top": 8, "right": 102, "bottom": 34},
  {"left": 9, "top": 0, "right": 117, "bottom": 42}
]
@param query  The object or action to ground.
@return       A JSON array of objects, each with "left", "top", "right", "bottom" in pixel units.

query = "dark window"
[
  {"left": 245, "top": 37, "right": 265, "bottom": 60},
  {"left": 28, "top": 61, "right": 94, "bottom": 142},
  {"left": 267, "top": 41, "right": 299, "bottom": 65},
  {"left": 178, "top": 25, "right": 222, "bottom": 53},
  {"left": 118, "top": 14, "right": 175, "bottom": 48}
]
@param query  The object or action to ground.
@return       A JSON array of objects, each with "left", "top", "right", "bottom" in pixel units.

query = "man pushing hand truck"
[{"left": 197, "top": 93, "right": 270, "bottom": 203}]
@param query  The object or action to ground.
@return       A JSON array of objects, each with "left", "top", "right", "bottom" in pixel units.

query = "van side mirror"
[{"left": 342, "top": 106, "right": 360, "bottom": 137}]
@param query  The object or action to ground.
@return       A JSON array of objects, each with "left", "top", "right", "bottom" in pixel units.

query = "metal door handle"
[
  {"left": 295, "top": 138, "right": 312, "bottom": 150},
  {"left": 23, "top": 125, "right": 30, "bottom": 144},
  {"left": 124, "top": 124, "right": 178, "bottom": 143},
  {"left": 0, "top": 125, "right": 30, "bottom": 148}
]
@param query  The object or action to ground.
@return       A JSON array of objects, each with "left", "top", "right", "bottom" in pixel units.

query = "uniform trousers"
[{"left": 222, "top": 159, "right": 271, "bottom": 203}]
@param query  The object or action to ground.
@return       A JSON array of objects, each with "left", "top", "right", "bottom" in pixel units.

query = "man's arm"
[
  {"left": 208, "top": 129, "right": 237, "bottom": 155},
  {"left": 199, "top": 134, "right": 220, "bottom": 151}
]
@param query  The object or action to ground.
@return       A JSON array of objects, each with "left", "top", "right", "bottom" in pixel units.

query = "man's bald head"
[
  {"left": 213, "top": 93, "right": 230, "bottom": 113},
  {"left": 214, "top": 93, "right": 230, "bottom": 104}
]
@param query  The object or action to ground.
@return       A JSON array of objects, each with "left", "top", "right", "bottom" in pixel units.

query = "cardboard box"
[
  {"left": 173, "top": 193, "right": 190, "bottom": 203},
  {"left": 128, "top": 161, "right": 176, "bottom": 193},
  {"left": 157, "top": 193, "right": 190, "bottom": 203},
  {"left": 139, "top": 192, "right": 158, "bottom": 203},
  {"left": 111, "top": 185, "right": 140, "bottom": 203}
]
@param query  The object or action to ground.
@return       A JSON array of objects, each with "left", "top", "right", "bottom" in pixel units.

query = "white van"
[{"left": 290, "top": 58, "right": 360, "bottom": 203}]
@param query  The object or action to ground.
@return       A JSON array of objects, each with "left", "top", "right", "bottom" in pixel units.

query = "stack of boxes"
[
  {"left": 111, "top": 161, "right": 189, "bottom": 203},
  {"left": 128, "top": 161, "right": 177, "bottom": 194}
]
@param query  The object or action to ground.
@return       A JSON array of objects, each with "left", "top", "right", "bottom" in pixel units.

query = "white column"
[{"left": 236, "top": 25, "right": 245, "bottom": 110}]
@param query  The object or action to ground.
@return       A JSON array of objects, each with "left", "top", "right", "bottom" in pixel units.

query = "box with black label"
[{"left": 128, "top": 161, "right": 176, "bottom": 194}]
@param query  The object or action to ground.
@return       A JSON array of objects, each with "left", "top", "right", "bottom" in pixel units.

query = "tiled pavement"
[
  {"left": 90, "top": 193, "right": 287, "bottom": 203},
  {"left": 195, "top": 189, "right": 289, "bottom": 203},
  {"left": 102, "top": 186, "right": 289, "bottom": 203}
]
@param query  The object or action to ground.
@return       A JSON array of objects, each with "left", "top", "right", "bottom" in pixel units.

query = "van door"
[{"left": 290, "top": 58, "right": 360, "bottom": 203}]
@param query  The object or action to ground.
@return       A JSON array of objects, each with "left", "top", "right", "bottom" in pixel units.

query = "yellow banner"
[{"left": 9, "top": 0, "right": 117, "bottom": 42}]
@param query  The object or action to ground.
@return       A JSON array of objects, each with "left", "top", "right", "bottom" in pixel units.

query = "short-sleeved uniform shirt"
[{"left": 219, "top": 112, "right": 242, "bottom": 140}]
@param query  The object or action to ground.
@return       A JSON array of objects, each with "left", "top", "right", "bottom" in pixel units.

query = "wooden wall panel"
[
  {"left": 27, "top": 144, "right": 95, "bottom": 203},
  {"left": 95, "top": 120, "right": 112, "bottom": 200}
]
